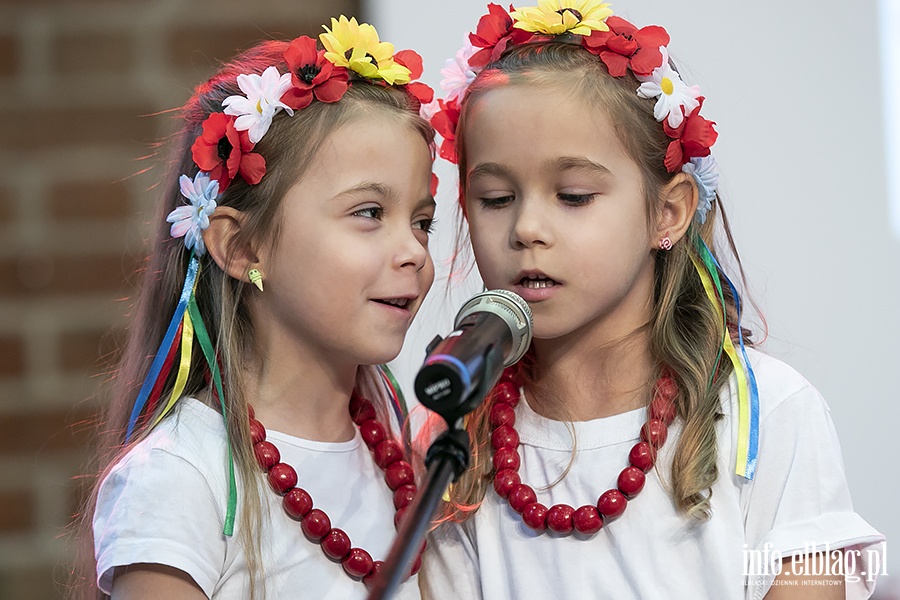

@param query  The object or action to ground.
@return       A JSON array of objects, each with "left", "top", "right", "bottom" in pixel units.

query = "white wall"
[{"left": 368, "top": 0, "right": 899, "bottom": 589}]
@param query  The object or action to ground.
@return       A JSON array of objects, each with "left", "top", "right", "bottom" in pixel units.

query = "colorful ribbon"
[
  {"left": 690, "top": 238, "right": 759, "bottom": 480},
  {"left": 187, "top": 294, "right": 237, "bottom": 536},
  {"left": 125, "top": 255, "right": 200, "bottom": 441},
  {"left": 152, "top": 309, "right": 195, "bottom": 428},
  {"left": 378, "top": 364, "right": 408, "bottom": 431}
]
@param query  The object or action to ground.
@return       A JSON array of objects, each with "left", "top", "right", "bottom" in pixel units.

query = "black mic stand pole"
[{"left": 365, "top": 348, "right": 497, "bottom": 600}]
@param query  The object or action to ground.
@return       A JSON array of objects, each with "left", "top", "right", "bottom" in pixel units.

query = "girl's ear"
[
  {"left": 202, "top": 207, "right": 259, "bottom": 283},
  {"left": 655, "top": 172, "right": 699, "bottom": 247}
]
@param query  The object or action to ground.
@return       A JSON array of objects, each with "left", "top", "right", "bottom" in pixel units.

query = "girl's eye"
[
  {"left": 478, "top": 195, "right": 514, "bottom": 209},
  {"left": 558, "top": 193, "right": 597, "bottom": 206},
  {"left": 353, "top": 206, "right": 384, "bottom": 220},
  {"left": 414, "top": 216, "right": 437, "bottom": 234}
]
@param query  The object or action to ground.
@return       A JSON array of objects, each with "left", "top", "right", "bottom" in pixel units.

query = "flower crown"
[
  {"left": 431, "top": 1, "right": 719, "bottom": 223},
  {"left": 166, "top": 16, "right": 435, "bottom": 255}
]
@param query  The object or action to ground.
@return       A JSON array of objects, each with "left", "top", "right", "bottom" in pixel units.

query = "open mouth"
[
  {"left": 519, "top": 274, "right": 560, "bottom": 288},
  {"left": 372, "top": 297, "right": 411, "bottom": 309}
]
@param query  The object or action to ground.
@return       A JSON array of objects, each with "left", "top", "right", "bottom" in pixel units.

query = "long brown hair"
[
  {"left": 442, "top": 41, "right": 758, "bottom": 523},
  {"left": 70, "top": 40, "right": 434, "bottom": 599}
]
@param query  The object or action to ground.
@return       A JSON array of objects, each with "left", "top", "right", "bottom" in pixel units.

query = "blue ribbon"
[
  {"left": 125, "top": 255, "right": 200, "bottom": 441},
  {"left": 698, "top": 239, "right": 759, "bottom": 479}
]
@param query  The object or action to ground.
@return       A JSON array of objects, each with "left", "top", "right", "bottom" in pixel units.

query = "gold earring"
[{"left": 248, "top": 268, "right": 264, "bottom": 292}]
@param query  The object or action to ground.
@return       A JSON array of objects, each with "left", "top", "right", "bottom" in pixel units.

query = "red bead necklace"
[
  {"left": 249, "top": 393, "right": 423, "bottom": 587},
  {"left": 490, "top": 368, "right": 677, "bottom": 535}
]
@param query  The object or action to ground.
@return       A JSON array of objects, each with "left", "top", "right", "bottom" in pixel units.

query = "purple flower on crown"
[{"left": 166, "top": 172, "right": 219, "bottom": 255}]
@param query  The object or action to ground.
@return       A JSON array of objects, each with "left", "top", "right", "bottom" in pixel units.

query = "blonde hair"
[
  {"left": 70, "top": 40, "right": 434, "bottom": 599},
  {"left": 442, "top": 41, "right": 755, "bottom": 523}
]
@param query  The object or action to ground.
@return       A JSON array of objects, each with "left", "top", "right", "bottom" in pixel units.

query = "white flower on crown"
[
  {"left": 440, "top": 40, "right": 479, "bottom": 104},
  {"left": 682, "top": 155, "right": 719, "bottom": 224},
  {"left": 167, "top": 172, "right": 219, "bottom": 255},
  {"left": 222, "top": 66, "right": 294, "bottom": 144},
  {"left": 419, "top": 98, "right": 441, "bottom": 122},
  {"left": 636, "top": 46, "right": 701, "bottom": 129}
]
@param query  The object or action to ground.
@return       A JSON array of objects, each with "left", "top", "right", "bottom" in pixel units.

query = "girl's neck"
[
  {"left": 528, "top": 326, "right": 656, "bottom": 422},
  {"left": 244, "top": 337, "right": 360, "bottom": 443}
]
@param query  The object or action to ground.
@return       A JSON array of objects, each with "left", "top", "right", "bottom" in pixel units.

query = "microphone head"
[{"left": 454, "top": 289, "right": 533, "bottom": 367}]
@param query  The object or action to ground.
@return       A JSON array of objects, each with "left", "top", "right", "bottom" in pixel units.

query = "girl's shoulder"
[
  {"left": 105, "top": 398, "right": 229, "bottom": 489},
  {"left": 729, "top": 347, "right": 828, "bottom": 423}
]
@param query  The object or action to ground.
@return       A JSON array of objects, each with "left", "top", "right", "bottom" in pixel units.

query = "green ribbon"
[{"left": 187, "top": 295, "right": 237, "bottom": 536}]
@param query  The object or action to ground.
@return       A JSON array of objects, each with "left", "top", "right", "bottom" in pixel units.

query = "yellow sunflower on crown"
[
  {"left": 511, "top": 0, "right": 613, "bottom": 36},
  {"left": 320, "top": 16, "right": 411, "bottom": 85}
]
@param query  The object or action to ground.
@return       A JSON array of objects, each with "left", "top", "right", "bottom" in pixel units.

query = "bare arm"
[
  {"left": 764, "top": 554, "right": 845, "bottom": 600},
  {"left": 110, "top": 564, "right": 208, "bottom": 600}
]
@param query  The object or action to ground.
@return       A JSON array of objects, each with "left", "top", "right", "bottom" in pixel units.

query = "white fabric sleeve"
[
  {"left": 419, "top": 520, "right": 483, "bottom": 600},
  {"left": 742, "top": 383, "right": 885, "bottom": 600},
  {"left": 93, "top": 447, "right": 227, "bottom": 597}
]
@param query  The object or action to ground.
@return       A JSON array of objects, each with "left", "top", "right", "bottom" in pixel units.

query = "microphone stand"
[{"left": 365, "top": 347, "right": 497, "bottom": 600}]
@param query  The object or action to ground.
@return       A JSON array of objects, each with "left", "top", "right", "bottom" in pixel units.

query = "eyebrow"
[
  {"left": 466, "top": 157, "right": 612, "bottom": 185},
  {"left": 548, "top": 156, "right": 612, "bottom": 177},
  {"left": 335, "top": 181, "right": 394, "bottom": 200},
  {"left": 335, "top": 181, "right": 436, "bottom": 211},
  {"left": 467, "top": 162, "right": 511, "bottom": 185}
]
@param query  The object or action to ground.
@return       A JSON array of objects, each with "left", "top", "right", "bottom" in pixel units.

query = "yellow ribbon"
[
  {"left": 689, "top": 254, "right": 752, "bottom": 478},
  {"left": 152, "top": 309, "right": 195, "bottom": 427}
]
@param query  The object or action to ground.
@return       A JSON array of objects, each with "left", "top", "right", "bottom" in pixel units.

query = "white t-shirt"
[
  {"left": 93, "top": 398, "right": 420, "bottom": 599},
  {"left": 420, "top": 349, "right": 885, "bottom": 600}
]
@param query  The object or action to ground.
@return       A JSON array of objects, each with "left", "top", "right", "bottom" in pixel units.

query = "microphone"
[{"left": 414, "top": 289, "right": 533, "bottom": 424}]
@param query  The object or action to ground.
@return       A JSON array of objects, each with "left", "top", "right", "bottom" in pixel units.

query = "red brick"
[
  {"left": 0, "top": 252, "right": 141, "bottom": 298},
  {"left": 0, "top": 186, "right": 14, "bottom": 224},
  {"left": 0, "top": 489, "right": 36, "bottom": 533},
  {"left": 166, "top": 11, "right": 355, "bottom": 71},
  {"left": 0, "top": 0, "right": 139, "bottom": 4},
  {"left": 0, "top": 106, "right": 162, "bottom": 152},
  {"left": 59, "top": 328, "right": 124, "bottom": 371},
  {"left": 0, "top": 335, "right": 26, "bottom": 378},
  {"left": 49, "top": 180, "right": 131, "bottom": 221},
  {"left": 53, "top": 31, "right": 134, "bottom": 75},
  {"left": 0, "top": 408, "right": 96, "bottom": 454},
  {"left": 0, "top": 565, "right": 61, "bottom": 599},
  {"left": 0, "top": 34, "right": 17, "bottom": 78}
]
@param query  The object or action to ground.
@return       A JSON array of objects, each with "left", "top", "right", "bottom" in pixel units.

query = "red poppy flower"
[
  {"left": 430, "top": 173, "right": 439, "bottom": 197},
  {"left": 393, "top": 49, "right": 435, "bottom": 105},
  {"left": 281, "top": 35, "right": 349, "bottom": 110},
  {"left": 468, "top": 3, "right": 533, "bottom": 68},
  {"left": 431, "top": 99, "right": 461, "bottom": 165},
  {"left": 191, "top": 112, "right": 266, "bottom": 189},
  {"left": 582, "top": 16, "right": 669, "bottom": 77},
  {"left": 662, "top": 99, "right": 717, "bottom": 172}
]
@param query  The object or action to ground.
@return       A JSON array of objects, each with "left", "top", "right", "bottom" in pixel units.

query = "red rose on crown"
[
  {"left": 662, "top": 98, "right": 718, "bottom": 172},
  {"left": 582, "top": 16, "right": 670, "bottom": 77},
  {"left": 393, "top": 49, "right": 435, "bottom": 106},
  {"left": 431, "top": 98, "right": 461, "bottom": 164},
  {"left": 469, "top": 3, "right": 534, "bottom": 68},
  {"left": 281, "top": 35, "right": 350, "bottom": 110},
  {"left": 191, "top": 112, "right": 266, "bottom": 190}
]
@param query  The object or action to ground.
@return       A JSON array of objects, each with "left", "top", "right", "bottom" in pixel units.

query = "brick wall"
[{"left": 0, "top": 1, "right": 360, "bottom": 597}]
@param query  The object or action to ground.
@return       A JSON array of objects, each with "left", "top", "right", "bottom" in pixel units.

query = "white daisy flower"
[
  {"left": 682, "top": 155, "right": 719, "bottom": 224},
  {"left": 440, "top": 40, "right": 478, "bottom": 104},
  {"left": 222, "top": 66, "right": 294, "bottom": 143},
  {"left": 167, "top": 172, "right": 219, "bottom": 255},
  {"left": 636, "top": 46, "right": 701, "bottom": 129}
]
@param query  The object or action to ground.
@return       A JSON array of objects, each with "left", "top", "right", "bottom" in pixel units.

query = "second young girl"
[
  {"left": 422, "top": 2, "right": 885, "bottom": 599},
  {"left": 77, "top": 17, "right": 437, "bottom": 599}
]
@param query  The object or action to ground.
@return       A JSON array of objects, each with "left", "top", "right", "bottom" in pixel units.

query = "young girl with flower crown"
[
  {"left": 73, "top": 16, "right": 438, "bottom": 600},
  {"left": 420, "top": 2, "right": 886, "bottom": 599}
]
